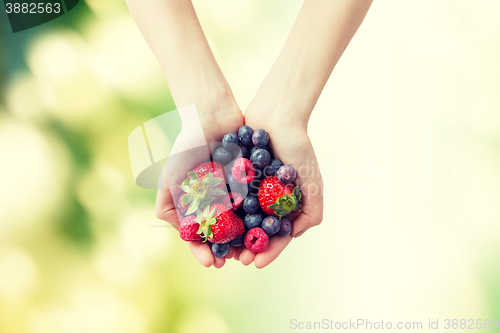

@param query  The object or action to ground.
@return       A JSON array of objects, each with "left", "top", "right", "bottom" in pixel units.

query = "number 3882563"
[{"left": 5, "top": 3, "right": 61, "bottom": 14}]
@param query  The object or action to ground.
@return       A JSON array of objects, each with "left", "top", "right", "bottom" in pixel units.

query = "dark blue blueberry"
[
  {"left": 250, "top": 149, "right": 271, "bottom": 169},
  {"left": 247, "top": 169, "right": 264, "bottom": 195},
  {"left": 229, "top": 234, "right": 245, "bottom": 247},
  {"left": 250, "top": 146, "right": 259, "bottom": 156},
  {"left": 252, "top": 129, "right": 269, "bottom": 148},
  {"left": 212, "top": 147, "right": 233, "bottom": 165},
  {"left": 212, "top": 242, "right": 230, "bottom": 257},
  {"left": 222, "top": 132, "right": 239, "bottom": 150},
  {"left": 277, "top": 165, "right": 297, "bottom": 184},
  {"left": 243, "top": 195, "right": 259, "bottom": 214},
  {"left": 238, "top": 143, "right": 250, "bottom": 159},
  {"left": 264, "top": 158, "right": 283, "bottom": 177},
  {"left": 238, "top": 125, "right": 254, "bottom": 146},
  {"left": 244, "top": 213, "right": 263, "bottom": 230},
  {"left": 277, "top": 217, "right": 292, "bottom": 236},
  {"left": 261, "top": 216, "right": 280, "bottom": 236},
  {"left": 250, "top": 145, "right": 269, "bottom": 156}
]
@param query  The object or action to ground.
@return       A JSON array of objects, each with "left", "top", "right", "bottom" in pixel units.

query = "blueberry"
[
  {"left": 250, "top": 149, "right": 271, "bottom": 169},
  {"left": 250, "top": 146, "right": 259, "bottom": 156},
  {"left": 264, "top": 158, "right": 283, "bottom": 177},
  {"left": 244, "top": 213, "right": 263, "bottom": 230},
  {"left": 252, "top": 129, "right": 269, "bottom": 148},
  {"left": 277, "top": 217, "right": 292, "bottom": 236},
  {"left": 243, "top": 195, "right": 259, "bottom": 214},
  {"left": 261, "top": 216, "right": 280, "bottom": 236},
  {"left": 232, "top": 143, "right": 249, "bottom": 159},
  {"left": 212, "top": 147, "right": 233, "bottom": 165},
  {"left": 229, "top": 234, "right": 245, "bottom": 247},
  {"left": 234, "top": 206, "right": 247, "bottom": 220},
  {"left": 248, "top": 169, "right": 264, "bottom": 195},
  {"left": 238, "top": 144, "right": 250, "bottom": 158},
  {"left": 212, "top": 242, "right": 230, "bottom": 257},
  {"left": 238, "top": 125, "right": 254, "bottom": 146},
  {"left": 223, "top": 133, "right": 239, "bottom": 150},
  {"left": 277, "top": 165, "right": 297, "bottom": 184}
]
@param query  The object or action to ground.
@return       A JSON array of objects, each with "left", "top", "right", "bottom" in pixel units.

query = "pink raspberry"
[
  {"left": 232, "top": 158, "right": 256, "bottom": 184},
  {"left": 244, "top": 227, "right": 269, "bottom": 253},
  {"left": 179, "top": 216, "right": 202, "bottom": 241}
]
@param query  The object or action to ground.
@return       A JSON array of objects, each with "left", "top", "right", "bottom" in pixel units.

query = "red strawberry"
[
  {"left": 191, "top": 162, "right": 226, "bottom": 189},
  {"left": 179, "top": 216, "right": 202, "bottom": 241},
  {"left": 178, "top": 161, "right": 228, "bottom": 216},
  {"left": 258, "top": 176, "right": 302, "bottom": 219},
  {"left": 194, "top": 203, "right": 244, "bottom": 244}
]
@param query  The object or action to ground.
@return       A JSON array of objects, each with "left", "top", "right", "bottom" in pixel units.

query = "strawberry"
[
  {"left": 195, "top": 203, "right": 245, "bottom": 244},
  {"left": 258, "top": 176, "right": 302, "bottom": 219},
  {"left": 179, "top": 216, "right": 202, "bottom": 241},
  {"left": 179, "top": 162, "right": 227, "bottom": 215},
  {"left": 191, "top": 162, "right": 227, "bottom": 188}
]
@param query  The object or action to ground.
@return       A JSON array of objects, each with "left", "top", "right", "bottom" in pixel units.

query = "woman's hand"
[
  {"left": 155, "top": 98, "right": 244, "bottom": 269},
  {"left": 239, "top": 106, "right": 324, "bottom": 268}
]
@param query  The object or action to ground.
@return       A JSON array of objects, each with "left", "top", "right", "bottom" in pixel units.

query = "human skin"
[
  {"left": 125, "top": 0, "right": 243, "bottom": 268},
  {"left": 125, "top": 0, "right": 373, "bottom": 268},
  {"left": 241, "top": 0, "right": 373, "bottom": 268}
]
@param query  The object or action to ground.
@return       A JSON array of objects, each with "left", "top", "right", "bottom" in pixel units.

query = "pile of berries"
[{"left": 177, "top": 126, "right": 301, "bottom": 258}]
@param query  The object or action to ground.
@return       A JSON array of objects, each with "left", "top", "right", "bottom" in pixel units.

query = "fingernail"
[{"left": 294, "top": 230, "right": 306, "bottom": 238}]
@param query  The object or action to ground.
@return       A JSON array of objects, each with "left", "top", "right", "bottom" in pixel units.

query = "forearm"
[
  {"left": 125, "top": 0, "right": 232, "bottom": 107},
  {"left": 253, "top": 0, "right": 372, "bottom": 123}
]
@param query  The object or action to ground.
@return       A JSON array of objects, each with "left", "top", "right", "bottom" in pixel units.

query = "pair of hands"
[
  {"left": 126, "top": 0, "right": 371, "bottom": 268},
  {"left": 155, "top": 100, "right": 323, "bottom": 269}
]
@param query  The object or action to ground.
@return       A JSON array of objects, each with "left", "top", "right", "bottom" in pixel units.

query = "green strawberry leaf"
[
  {"left": 208, "top": 177, "right": 223, "bottom": 187},
  {"left": 202, "top": 172, "right": 213, "bottom": 185},
  {"left": 188, "top": 171, "right": 199, "bottom": 181},
  {"left": 179, "top": 185, "right": 191, "bottom": 193},
  {"left": 186, "top": 196, "right": 200, "bottom": 215},
  {"left": 181, "top": 193, "right": 194, "bottom": 206},
  {"left": 203, "top": 195, "right": 215, "bottom": 204},
  {"left": 208, "top": 187, "right": 226, "bottom": 196}
]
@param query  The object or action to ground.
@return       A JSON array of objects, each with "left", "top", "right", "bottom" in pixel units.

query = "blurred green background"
[{"left": 1, "top": 0, "right": 500, "bottom": 332}]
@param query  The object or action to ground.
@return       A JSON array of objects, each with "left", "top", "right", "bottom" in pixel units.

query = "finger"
[
  {"left": 187, "top": 241, "right": 214, "bottom": 267},
  {"left": 291, "top": 210, "right": 322, "bottom": 238},
  {"left": 233, "top": 246, "right": 245, "bottom": 261},
  {"left": 224, "top": 246, "right": 236, "bottom": 260},
  {"left": 213, "top": 256, "right": 226, "bottom": 269},
  {"left": 253, "top": 234, "right": 293, "bottom": 269},
  {"left": 155, "top": 188, "right": 181, "bottom": 229},
  {"left": 239, "top": 248, "right": 256, "bottom": 266}
]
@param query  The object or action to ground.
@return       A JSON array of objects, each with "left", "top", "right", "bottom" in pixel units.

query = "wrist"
[{"left": 247, "top": 85, "right": 314, "bottom": 132}]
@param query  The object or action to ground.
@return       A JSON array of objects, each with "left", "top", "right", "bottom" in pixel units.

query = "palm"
[
  {"left": 239, "top": 110, "right": 324, "bottom": 268},
  {"left": 156, "top": 106, "right": 243, "bottom": 268}
]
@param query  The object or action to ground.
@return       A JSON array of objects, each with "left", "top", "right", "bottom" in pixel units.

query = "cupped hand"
[
  {"left": 239, "top": 107, "right": 324, "bottom": 268},
  {"left": 155, "top": 100, "right": 244, "bottom": 269}
]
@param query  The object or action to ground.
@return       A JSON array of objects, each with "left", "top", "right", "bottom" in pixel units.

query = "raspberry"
[
  {"left": 232, "top": 158, "right": 256, "bottom": 184},
  {"left": 244, "top": 227, "right": 269, "bottom": 253}
]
